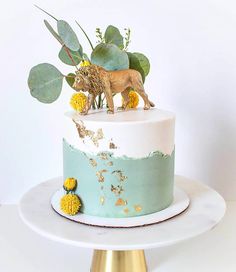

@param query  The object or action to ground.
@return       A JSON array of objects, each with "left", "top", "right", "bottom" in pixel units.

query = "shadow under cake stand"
[{"left": 18, "top": 176, "right": 226, "bottom": 272}]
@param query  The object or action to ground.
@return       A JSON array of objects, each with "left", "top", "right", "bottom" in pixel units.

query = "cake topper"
[{"left": 28, "top": 6, "right": 154, "bottom": 114}]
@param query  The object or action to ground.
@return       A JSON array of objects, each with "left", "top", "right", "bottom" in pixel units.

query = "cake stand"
[{"left": 18, "top": 175, "right": 226, "bottom": 272}]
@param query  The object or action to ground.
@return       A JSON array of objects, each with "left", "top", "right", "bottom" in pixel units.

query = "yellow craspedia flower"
[
  {"left": 80, "top": 60, "right": 91, "bottom": 67},
  {"left": 60, "top": 194, "right": 81, "bottom": 215},
  {"left": 63, "top": 178, "right": 77, "bottom": 192},
  {"left": 122, "top": 90, "right": 139, "bottom": 109},
  {"left": 70, "top": 92, "right": 87, "bottom": 112}
]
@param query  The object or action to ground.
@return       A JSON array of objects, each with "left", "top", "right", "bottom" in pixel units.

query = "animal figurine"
[{"left": 72, "top": 64, "right": 155, "bottom": 115}]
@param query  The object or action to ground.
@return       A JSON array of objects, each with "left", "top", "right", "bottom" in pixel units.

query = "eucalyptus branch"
[
  {"left": 63, "top": 46, "right": 79, "bottom": 71},
  {"left": 75, "top": 21, "right": 94, "bottom": 50},
  {"left": 34, "top": 5, "right": 58, "bottom": 21}
]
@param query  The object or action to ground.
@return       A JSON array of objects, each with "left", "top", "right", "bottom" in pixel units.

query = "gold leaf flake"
[
  {"left": 100, "top": 196, "right": 105, "bottom": 205},
  {"left": 111, "top": 185, "right": 124, "bottom": 195},
  {"left": 98, "top": 152, "right": 109, "bottom": 160},
  {"left": 89, "top": 158, "right": 97, "bottom": 167},
  {"left": 107, "top": 161, "right": 113, "bottom": 166},
  {"left": 73, "top": 120, "right": 104, "bottom": 147},
  {"left": 88, "top": 158, "right": 96, "bottom": 166},
  {"left": 96, "top": 170, "right": 108, "bottom": 182},
  {"left": 124, "top": 208, "right": 129, "bottom": 214},
  {"left": 97, "top": 128, "right": 104, "bottom": 140},
  {"left": 134, "top": 205, "right": 142, "bottom": 212},
  {"left": 112, "top": 170, "right": 127, "bottom": 182},
  {"left": 115, "top": 198, "right": 127, "bottom": 206},
  {"left": 109, "top": 142, "right": 117, "bottom": 149}
]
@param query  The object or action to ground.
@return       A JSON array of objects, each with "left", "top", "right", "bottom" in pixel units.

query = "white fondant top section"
[{"left": 63, "top": 108, "right": 175, "bottom": 158}]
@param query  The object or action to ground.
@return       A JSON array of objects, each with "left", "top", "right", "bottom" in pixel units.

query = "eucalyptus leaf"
[
  {"left": 127, "top": 52, "right": 149, "bottom": 82},
  {"left": 104, "top": 25, "right": 124, "bottom": 49},
  {"left": 57, "top": 20, "right": 81, "bottom": 51},
  {"left": 91, "top": 43, "right": 129, "bottom": 71},
  {"left": 44, "top": 20, "right": 62, "bottom": 44},
  {"left": 65, "top": 73, "right": 76, "bottom": 89},
  {"left": 28, "top": 63, "right": 63, "bottom": 103},
  {"left": 132, "top": 52, "right": 150, "bottom": 76},
  {"left": 58, "top": 46, "right": 83, "bottom": 66}
]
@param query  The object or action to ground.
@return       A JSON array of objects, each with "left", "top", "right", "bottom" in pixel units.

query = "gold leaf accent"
[
  {"left": 100, "top": 196, "right": 105, "bottom": 205},
  {"left": 73, "top": 120, "right": 104, "bottom": 147},
  {"left": 98, "top": 152, "right": 110, "bottom": 160},
  {"left": 115, "top": 198, "right": 127, "bottom": 206},
  {"left": 134, "top": 205, "right": 142, "bottom": 212},
  {"left": 112, "top": 170, "right": 127, "bottom": 182},
  {"left": 89, "top": 158, "right": 97, "bottom": 167},
  {"left": 109, "top": 142, "right": 117, "bottom": 149},
  {"left": 124, "top": 208, "right": 129, "bottom": 214},
  {"left": 111, "top": 185, "right": 124, "bottom": 195},
  {"left": 96, "top": 170, "right": 108, "bottom": 182}
]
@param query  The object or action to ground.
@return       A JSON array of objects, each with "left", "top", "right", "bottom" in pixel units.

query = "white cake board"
[
  {"left": 51, "top": 187, "right": 190, "bottom": 228},
  {"left": 18, "top": 175, "right": 225, "bottom": 250}
]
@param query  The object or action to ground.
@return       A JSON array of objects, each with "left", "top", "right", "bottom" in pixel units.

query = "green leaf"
[
  {"left": 104, "top": 25, "right": 124, "bottom": 49},
  {"left": 44, "top": 20, "right": 62, "bottom": 44},
  {"left": 132, "top": 52, "right": 150, "bottom": 76},
  {"left": 82, "top": 53, "right": 90, "bottom": 61},
  {"left": 28, "top": 63, "right": 63, "bottom": 103},
  {"left": 65, "top": 73, "right": 76, "bottom": 89},
  {"left": 58, "top": 46, "right": 83, "bottom": 66},
  {"left": 127, "top": 52, "right": 145, "bottom": 82},
  {"left": 91, "top": 43, "right": 129, "bottom": 71},
  {"left": 57, "top": 20, "right": 81, "bottom": 51}
]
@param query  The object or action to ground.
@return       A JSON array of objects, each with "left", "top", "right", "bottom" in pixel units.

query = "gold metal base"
[{"left": 91, "top": 249, "right": 147, "bottom": 272}]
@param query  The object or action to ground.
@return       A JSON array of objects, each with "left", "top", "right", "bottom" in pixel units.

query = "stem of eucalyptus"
[
  {"left": 35, "top": 5, "right": 58, "bottom": 21},
  {"left": 63, "top": 46, "right": 79, "bottom": 71},
  {"left": 75, "top": 21, "right": 94, "bottom": 50}
]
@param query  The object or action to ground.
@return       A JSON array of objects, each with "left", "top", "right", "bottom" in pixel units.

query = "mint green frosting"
[{"left": 63, "top": 139, "right": 175, "bottom": 218}]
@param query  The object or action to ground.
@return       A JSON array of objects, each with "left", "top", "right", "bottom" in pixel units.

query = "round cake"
[{"left": 63, "top": 108, "right": 175, "bottom": 218}]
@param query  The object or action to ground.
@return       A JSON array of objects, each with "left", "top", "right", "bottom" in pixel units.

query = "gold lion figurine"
[{"left": 72, "top": 64, "right": 155, "bottom": 115}]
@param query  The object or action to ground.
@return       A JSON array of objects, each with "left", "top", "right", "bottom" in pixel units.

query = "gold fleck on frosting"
[
  {"left": 112, "top": 170, "right": 127, "bottom": 182},
  {"left": 96, "top": 170, "right": 107, "bottom": 182},
  {"left": 115, "top": 198, "right": 127, "bottom": 206},
  {"left": 134, "top": 205, "right": 142, "bottom": 212},
  {"left": 63, "top": 178, "right": 77, "bottom": 192},
  {"left": 123, "top": 208, "right": 129, "bottom": 214},
  {"left": 109, "top": 142, "right": 117, "bottom": 149},
  {"left": 60, "top": 194, "right": 81, "bottom": 215},
  {"left": 111, "top": 185, "right": 124, "bottom": 195},
  {"left": 73, "top": 120, "right": 104, "bottom": 147},
  {"left": 107, "top": 161, "right": 113, "bottom": 166},
  {"left": 89, "top": 158, "right": 97, "bottom": 167},
  {"left": 100, "top": 196, "right": 105, "bottom": 205},
  {"left": 98, "top": 152, "right": 110, "bottom": 160}
]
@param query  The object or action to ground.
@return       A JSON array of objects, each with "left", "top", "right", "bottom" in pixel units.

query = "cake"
[
  {"left": 27, "top": 7, "right": 175, "bottom": 220},
  {"left": 63, "top": 109, "right": 175, "bottom": 218}
]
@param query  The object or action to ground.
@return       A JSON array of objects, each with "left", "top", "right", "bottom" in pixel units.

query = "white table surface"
[{"left": 0, "top": 202, "right": 235, "bottom": 272}]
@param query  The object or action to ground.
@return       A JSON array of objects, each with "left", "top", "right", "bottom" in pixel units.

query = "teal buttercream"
[{"left": 63, "top": 139, "right": 175, "bottom": 218}]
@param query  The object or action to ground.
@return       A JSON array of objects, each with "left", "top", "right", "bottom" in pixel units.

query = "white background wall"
[{"left": 0, "top": 0, "right": 235, "bottom": 203}]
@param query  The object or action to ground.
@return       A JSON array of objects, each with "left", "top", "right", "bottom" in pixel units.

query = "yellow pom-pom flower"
[
  {"left": 122, "top": 90, "right": 139, "bottom": 109},
  {"left": 63, "top": 178, "right": 77, "bottom": 192},
  {"left": 80, "top": 60, "right": 91, "bottom": 67},
  {"left": 70, "top": 92, "right": 87, "bottom": 112},
  {"left": 60, "top": 194, "right": 82, "bottom": 215}
]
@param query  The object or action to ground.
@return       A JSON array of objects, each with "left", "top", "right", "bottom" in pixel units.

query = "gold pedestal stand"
[{"left": 91, "top": 249, "right": 147, "bottom": 272}]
